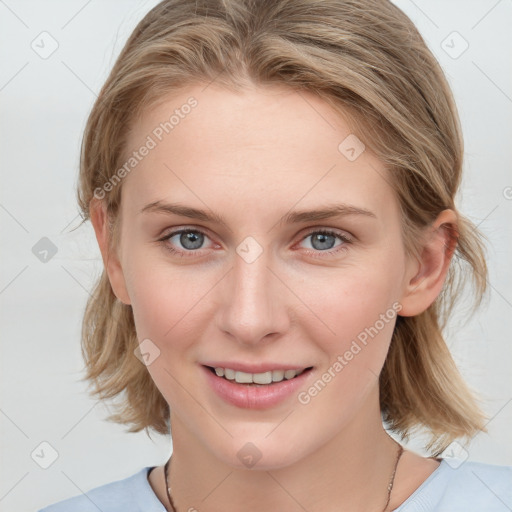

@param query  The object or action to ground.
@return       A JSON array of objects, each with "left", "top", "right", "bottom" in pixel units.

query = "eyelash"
[{"left": 157, "top": 228, "right": 352, "bottom": 259}]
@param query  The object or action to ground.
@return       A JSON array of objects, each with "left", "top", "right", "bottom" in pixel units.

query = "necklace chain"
[
  {"left": 164, "top": 456, "right": 178, "bottom": 512},
  {"left": 164, "top": 442, "right": 404, "bottom": 512}
]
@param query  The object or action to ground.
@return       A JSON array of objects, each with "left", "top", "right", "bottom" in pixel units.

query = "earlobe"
[
  {"left": 89, "top": 198, "right": 132, "bottom": 305},
  {"left": 399, "top": 210, "right": 458, "bottom": 317}
]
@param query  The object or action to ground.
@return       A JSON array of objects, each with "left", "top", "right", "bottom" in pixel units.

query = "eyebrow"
[{"left": 140, "top": 200, "right": 376, "bottom": 227}]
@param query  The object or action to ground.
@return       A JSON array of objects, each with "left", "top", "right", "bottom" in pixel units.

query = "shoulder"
[
  {"left": 36, "top": 467, "right": 166, "bottom": 512},
  {"left": 395, "top": 458, "right": 512, "bottom": 512},
  {"left": 444, "top": 459, "right": 512, "bottom": 497}
]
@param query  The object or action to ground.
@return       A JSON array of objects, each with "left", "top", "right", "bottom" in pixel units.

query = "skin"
[{"left": 91, "top": 83, "right": 456, "bottom": 511}]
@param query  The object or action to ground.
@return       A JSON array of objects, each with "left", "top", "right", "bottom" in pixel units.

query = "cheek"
[
  {"left": 292, "top": 268, "right": 401, "bottom": 427},
  {"left": 297, "top": 257, "right": 403, "bottom": 351},
  {"left": 124, "top": 252, "right": 216, "bottom": 347},
  {"left": 124, "top": 260, "right": 211, "bottom": 400}
]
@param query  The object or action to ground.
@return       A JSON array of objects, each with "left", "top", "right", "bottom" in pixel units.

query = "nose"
[{"left": 216, "top": 244, "right": 290, "bottom": 346}]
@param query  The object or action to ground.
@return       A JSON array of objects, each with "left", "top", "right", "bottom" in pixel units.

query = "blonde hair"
[{"left": 77, "top": 0, "right": 488, "bottom": 454}]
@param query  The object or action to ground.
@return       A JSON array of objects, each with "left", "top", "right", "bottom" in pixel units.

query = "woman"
[{"left": 38, "top": 0, "right": 512, "bottom": 510}]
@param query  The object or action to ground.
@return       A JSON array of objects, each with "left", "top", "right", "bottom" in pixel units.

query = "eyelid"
[
  {"left": 158, "top": 225, "right": 353, "bottom": 242},
  {"left": 300, "top": 226, "right": 353, "bottom": 242},
  {"left": 157, "top": 225, "right": 354, "bottom": 257},
  {"left": 157, "top": 226, "right": 217, "bottom": 248},
  {"left": 294, "top": 228, "right": 352, "bottom": 258}
]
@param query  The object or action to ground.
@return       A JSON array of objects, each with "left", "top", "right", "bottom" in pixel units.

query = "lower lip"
[{"left": 201, "top": 365, "right": 313, "bottom": 410}]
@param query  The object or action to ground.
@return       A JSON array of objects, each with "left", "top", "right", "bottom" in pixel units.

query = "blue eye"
[
  {"left": 158, "top": 229, "right": 212, "bottom": 257},
  {"left": 157, "top": 228, "right": 352, "bottom": 258},
  {"left": 298, "top": 229, "right": 352, "bottom": 258},
  {"left": 171, "top": 230, "right": 205, "bottom": 250},
  {"left": 301, "top": 230, "right": 346, "bottom": 250}
]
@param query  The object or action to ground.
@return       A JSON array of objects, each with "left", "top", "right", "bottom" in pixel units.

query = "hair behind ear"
[{"left": 380, "top": 308, "right": 487, "bottom": 455}]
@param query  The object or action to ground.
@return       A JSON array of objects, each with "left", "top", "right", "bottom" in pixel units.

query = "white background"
[{"left": 1, "top": 1, "right": 511, "bottom": 510}]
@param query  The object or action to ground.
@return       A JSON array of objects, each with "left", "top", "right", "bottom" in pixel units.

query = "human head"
[{"left": 78, "top": 0, "right": 487, "bottom": 457}]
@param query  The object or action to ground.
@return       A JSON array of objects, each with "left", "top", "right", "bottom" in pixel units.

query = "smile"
[
  {"left": 210, "top": 366, "right": 309, "bottom": 385},
  {"left": 201, "top": 364, "right": 314, "bottom": 409}
]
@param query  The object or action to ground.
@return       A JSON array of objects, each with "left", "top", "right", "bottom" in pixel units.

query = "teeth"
[
  {"left": 272, "top": 369, "right": 284, "bottom": 382},
  {"left": 235, "top": 371, "right": 253, "bottom": 384},
  {"left": 253, "top": 371, "right": 272, "bottom": 384},
  {"left": 213, "top": 367, "right": 306, "bottom": 384}
]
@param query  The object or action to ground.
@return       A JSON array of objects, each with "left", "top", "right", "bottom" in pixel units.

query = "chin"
[{"left": 207, "top": 434, "right": 310, "bottom": 471}]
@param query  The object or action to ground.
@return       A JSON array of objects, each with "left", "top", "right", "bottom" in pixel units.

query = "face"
[{"left": 108, "top": 83, "right": 415, "bottom": 469}]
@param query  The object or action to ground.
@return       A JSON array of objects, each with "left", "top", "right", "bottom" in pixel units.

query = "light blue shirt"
[{"left": 37, "top": 458, "right": 512, "bottom": 511}]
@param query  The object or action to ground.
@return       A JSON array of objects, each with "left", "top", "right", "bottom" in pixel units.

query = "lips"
[{"left": 201, "top": 364, "right": 314, "bottom": 409}]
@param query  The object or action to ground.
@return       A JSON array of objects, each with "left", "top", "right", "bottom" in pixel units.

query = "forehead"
[
  {"left": 129, "top": 83, "right": 357, "bottom": 162},
  {"left": 120, "top": 83, "right": 397, "bottom": 225}
]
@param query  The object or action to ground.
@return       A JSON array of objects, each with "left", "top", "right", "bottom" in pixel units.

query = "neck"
[{"left": 165, "top": 390, "right": 401, "bottom": 512}]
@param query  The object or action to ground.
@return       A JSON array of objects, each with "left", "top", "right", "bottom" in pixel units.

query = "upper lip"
[{"left": 201, "top": 361, "right": 313, "bottom": 373}]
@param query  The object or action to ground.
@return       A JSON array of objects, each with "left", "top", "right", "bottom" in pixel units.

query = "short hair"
[{"left": 76, "top": 0, "right": 488, "bottom": 455}]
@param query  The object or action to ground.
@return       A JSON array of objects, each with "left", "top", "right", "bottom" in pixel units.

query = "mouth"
[
  {"left": 203, "top": 365, "right": 314, "bottom": 386},
  {"left": 200, "top": 360, "right": 316, "bottom": 409}
]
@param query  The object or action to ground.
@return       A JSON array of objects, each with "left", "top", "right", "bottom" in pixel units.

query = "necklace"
[{"left": 164, "top": 442, "right": 404, "bottom": 512}]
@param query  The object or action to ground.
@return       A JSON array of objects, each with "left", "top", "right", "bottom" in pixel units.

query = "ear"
[
  {"left": 399, "top": 209, "right": 458, "bottom": 317},
  {"left": 89, "top": 198, "right": 131, "bottom": 305}
]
